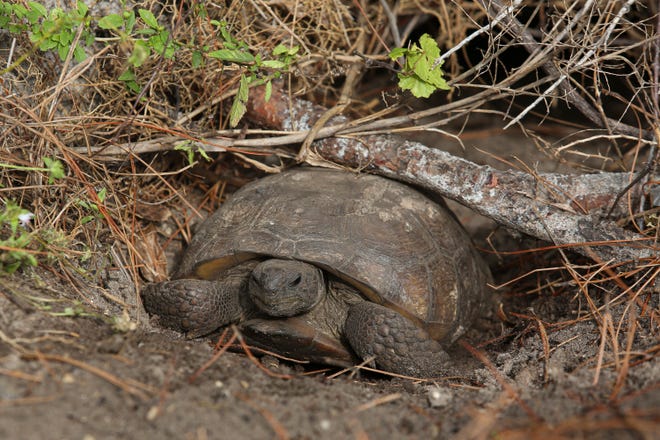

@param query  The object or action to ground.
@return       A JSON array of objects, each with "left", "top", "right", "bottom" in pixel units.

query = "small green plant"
[
  {"left": 77, "top": 188, "right": 107, "bottom": 224},
  {"left": 0, "top": 0, "right": 93, "bottom": 63},
  {"left": 0, "top": 200, "right": 38, "bottom": 273},
  {"left": 48, "top": 300, "right": 97, "bottom": 318},
  {"left": 98, "top": 8, "right": 178, "bottom": 93},
  {"left": 17, "top": 293, "right": 101, "bottom": 319},
  {"left": 0, "top": 156, "right": 66, "bottom": 184},
  {"left": 388, "top": 33, "right": 450, "bottom": 98},
  {"left": 97, "top": 11, "right": 299, "bottom": 120},
  {"left": 0, "top": 156, "right": 69, "bottom": 273},
  {"left": 0, "top": 199, "right": 82, "bottom": 274},
  {"left": 1, "top": 2, "right": 300, "bottom": 124},
  {"left": 208, "top": 21, "right": 299, "bottom": 127},
  {"left": 175, "top": 141, "right": 212, "bottom": 166}
]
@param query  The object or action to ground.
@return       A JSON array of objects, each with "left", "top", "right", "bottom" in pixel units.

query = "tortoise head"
[{"left": 248, "top": 259, "right": 325, "bottom": 317}]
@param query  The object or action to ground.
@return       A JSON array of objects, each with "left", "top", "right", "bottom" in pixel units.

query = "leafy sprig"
[
  {"left": 208, "top": 21, "right": 299, "bottom": 127},
  {"left": 389, "top": 34, "right": 450, "bottom": 98},
  {"left": 1, "top": 0, "right": 93, "bottom": 63},
  {"left": 0, "top": 200, "right": 38, "bottom": 273}
]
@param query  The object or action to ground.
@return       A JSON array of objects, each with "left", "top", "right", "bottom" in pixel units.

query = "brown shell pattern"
[{"left": 176, "top": 168, "right": 490, "bottom": 342}]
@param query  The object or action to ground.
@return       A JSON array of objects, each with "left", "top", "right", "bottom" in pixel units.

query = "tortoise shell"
[{"left": 175, "top": 168, "right": 490, "bottom": 342}]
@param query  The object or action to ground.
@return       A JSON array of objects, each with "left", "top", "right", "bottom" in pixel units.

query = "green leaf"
[
  {"left": 73, "top": 45, "right": 86, "bottom": 62},
  {"left": 98, "top": 14, "right": 124, "bottom": 30},
  {"left": 97, "top": 187, "right": 107, "bottom": 203},
  {"left": 208, "top": 49, "right": 254, "bottom": 64},
  {"left": 48, "top": 7, "right": 63, "bottom": 21},
  {"left": 128, "top": 39, "right": 149, "bottom": 67},
  {"left": 197, "top": 147, "right": 211, "bottom": 162},
  {"left": 136, "top": 27, "right": 155, "bottom": 36},
  {"left": 127, "top": 81, "right": 140, "bottom": 93},
  {"left": 229, "top": 74, "right": 251, "bottom": 127},
  {"left": 261, "top": 59, "right": 285, "bottom": 69},
  {"left": 124, "top": 10, "right": 136, "bottom": 33},
  {"left": 139, "top": 9, "right": 159, "bottom": 29},
  {"left": 272, "top": 44, "right": 286, "bottom": 56},
  {"left": 410, "top": 53, "right": 432, "bottom": 82},
  {"left": 76, "top": 0, "right": 88, "bottom": 17},
  {"left": 264, "top": 80, "right": 272, "bottom": 102},
  {"left": 419, "top": 34, "right": 440, "bottom": 60},
  {"left": 272, "top": 44, "right": 299, "bottom": 57},
  {"left": 12, "top": 4, "right": 28, "bottom": 19},
  {"left": 218, "top": 23, "right": 234, "bottom": 44},
  {"left": 223, "top": 40, "right": 238, "bottom": 51},
  {"left": 118, "top": 69, "right": 141, "bottom": 93},
  {"left": 2, "top": 200, "right": 30, "bottom": 235},
  {"left": 43, "top": 157, "right": 65, "bottom": 183},
  {"left": 229, "top": 98, "right": 246, "bottom": 129},
  {"left": 237, "top": 74, "right": 250, "bottom": 102},
  {"left": 158, "top": 30, "right": 175, "bottom": 58},
  {"left": 397, "top": 73, "right": 436, "bottom": 98},
  {"left": 431, "top": 74, "right": 450, "bottom": 90},
  {"left": 192, "top": 50, "right": 203, "bottom": 68},
  {"left": 388, "top": 47, "right": 406, "bottom": 59},
  {"left": 5, "top": 261, "right": 20, "bottom": 274},
  {"left": 57, "top": 31, "right": 73, "bottom": 45},
  {"left": 39, "top": 39, "right": 58, "bottom": 51},
  {"left": 118, "top": 69, "right": 135, "bottom": 81},
  {"left": 27, "top": 1, "right": 46, "bottom": 18},
  {"left": 57, "top": 44, "right": 68, "bottom": 61},
  {"left": 150, "top": 35, "right": 164, "bottom": 55}
]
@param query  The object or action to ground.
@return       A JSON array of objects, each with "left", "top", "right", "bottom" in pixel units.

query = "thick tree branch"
[{"left": 246, "top": 86, "right": 656, "bottom": 264}]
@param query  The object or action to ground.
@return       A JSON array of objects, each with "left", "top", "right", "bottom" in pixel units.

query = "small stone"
[
  {"left": 62, "top": 373, "right": 75, "bottom": 384},
  {"left": 319, "top": 419, "right": 331, "bottom": 431},
  {"left": 146, "top": 406, "right": 160, "bottom": 421},
  {"left": 426, "top": 385, "right": 451, "bottom": 408}
]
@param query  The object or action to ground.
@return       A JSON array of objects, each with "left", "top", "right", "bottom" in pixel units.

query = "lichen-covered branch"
[{"left": 247, "top": 86, "right": 656, "bottom": 264}]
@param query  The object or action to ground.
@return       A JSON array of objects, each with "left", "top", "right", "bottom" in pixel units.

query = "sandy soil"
[
  {"left": 0, "top": 248, "right": 657, "bottom": 440},
  {"left": 1, "top": 130, "right": 658, "bottom": 440}
]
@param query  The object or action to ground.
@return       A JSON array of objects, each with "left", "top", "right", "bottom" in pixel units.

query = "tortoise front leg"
[
  {"left": 141, "top": 278, "right": 244, "bottom": 338},
  {"left": 344, "top": 302, "right": 449, "bottom": 378}
]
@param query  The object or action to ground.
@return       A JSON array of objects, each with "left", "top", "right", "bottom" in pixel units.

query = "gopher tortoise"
[{"left": 142, "top": 168, "right": 491, "bottom": 377}]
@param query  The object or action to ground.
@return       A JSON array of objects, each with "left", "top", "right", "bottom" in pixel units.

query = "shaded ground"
[
  {"left": 0, "top": 252, "right": 657, "bottom": 440},
  {"left": 1, "top": 130, "right": 658, "bottom": 440}
]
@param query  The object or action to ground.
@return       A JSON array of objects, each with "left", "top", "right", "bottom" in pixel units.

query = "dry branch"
[
  {"left": 245, "top": 86, "right": 656, "bottom": 265},
  {"left": 476, "top": 0, "right": 653, "bottom": 139}
]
